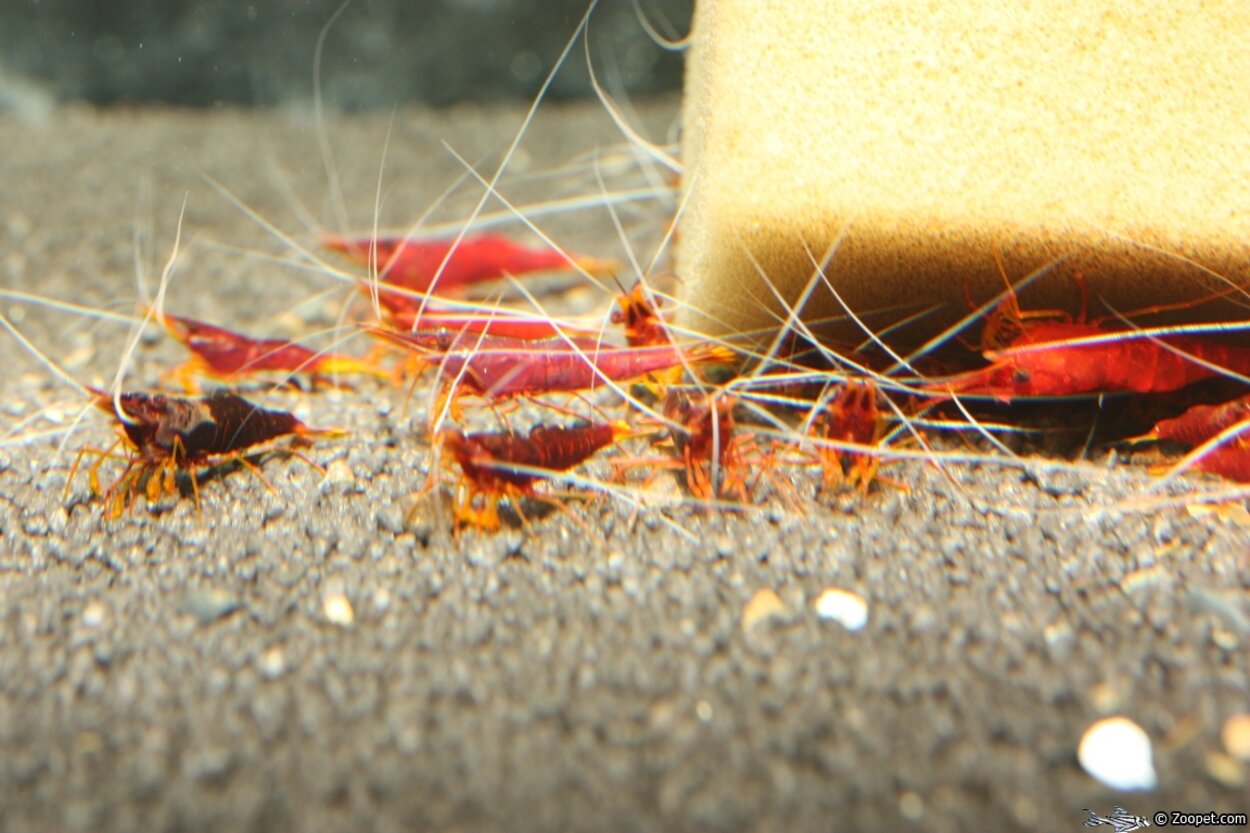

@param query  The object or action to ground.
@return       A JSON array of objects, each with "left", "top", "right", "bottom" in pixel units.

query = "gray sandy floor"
[{"left": 1, "top": 99, "right": 1248, "bottom": 832}]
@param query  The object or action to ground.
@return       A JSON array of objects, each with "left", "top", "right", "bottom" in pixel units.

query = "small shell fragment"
[
  {"left": 1222, "top": 713, "right": 1250, "bottom": 761},
  {"left": 1078, "top": 716, "right": 1157, "bottom": 791},
  {"left": 814, "top": 588, "right": 868, "bottom": 631},
  {"left": 321, "top": 458, "right": 354, "bottom": 485},
  {"left": 742, "top": 588, "right": 788, "bottom": 631},
  {"left": 1205, "top": 750, "right": 1245, "bottom": 789}
]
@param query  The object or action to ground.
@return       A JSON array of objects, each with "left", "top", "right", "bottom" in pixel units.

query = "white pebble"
[
  {"left": 81, "top": 601, "right": 106, "bottom": 629},
  {"left": 814, "top": 588, "right": 868, "bottom": 631},
  {"left": 258, "top": 647, "right": 285, "bottom": 679},
  {"left": 322, "top": 592, "right": 355, "bottom": 627},
  {"left": 1078, "top": 716, "right": 1157, "bottom": 791},
  {"left": 898, "top": 791, "right": 924, "bottom": 821}
]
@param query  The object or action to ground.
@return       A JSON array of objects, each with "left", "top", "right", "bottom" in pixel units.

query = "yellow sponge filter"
[{"left": 676, "top": 1, "right": 1250, "bottom": 347}]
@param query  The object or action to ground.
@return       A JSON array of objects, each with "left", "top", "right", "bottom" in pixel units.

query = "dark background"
[{"left": 0, "top": 0, "right": 690, "bottom": 109}]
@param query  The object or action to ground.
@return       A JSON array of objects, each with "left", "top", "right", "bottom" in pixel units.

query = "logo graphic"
[{"left": 1082, "top": 807, "right": 1152, "bottom": 832}]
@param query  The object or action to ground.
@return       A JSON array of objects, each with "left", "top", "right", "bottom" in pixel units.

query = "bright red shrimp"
[
  {"left": 442, "top": 421, "right": 622, "bottom": 531},
  {"left": 1183, "top": 442, "right": 1250, "bottom": 483},
  {"left": 322, "top": 232, "right": 615, "bottom": 299},
  {"left": 74, "top": 389, "right": 342, "bottom": 516},
  {"left": 1136, "top": 393, "right": 1250, "bottom": 484},
  {"left": 159, "top": 313, "right": 383, "bottom": 392},
  {"left": 928, "top": 325, "right": 1250, "bottom": 401},
  {"left": 367, "top": 326, "right": 734, "bottom": 404},
  {"left": 930, "top": 264, "right": 1250, "bottom": 401},
  {"left": 1144, "top": 394, "right": 1250, "bottom": 447}
]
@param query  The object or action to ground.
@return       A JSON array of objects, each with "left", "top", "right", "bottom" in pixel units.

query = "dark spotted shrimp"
[{"left": 74, "top": 389, "right": 341, "bottom": 516}]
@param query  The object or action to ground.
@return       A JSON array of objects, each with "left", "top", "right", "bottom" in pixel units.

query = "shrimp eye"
[{"left": 1013, "top": 367, "right": 1031, "bottom": 384}]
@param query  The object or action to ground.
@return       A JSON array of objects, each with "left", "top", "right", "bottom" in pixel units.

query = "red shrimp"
[
  {"left": 74, "top": 388, "right": 341, "bottom": 516},
  {"left": 322, "top": 232, "right": 615, "bottom": 298},
  {"left": 612, "top": 282, "right": 669, "bottom": 347},
  {"left": 367, "top": 326, "right": 734, "bottom": 404},
  {"left": 812, "top": 380, "right": 881, "bottom": 493},
  {"left": 159, "top": 313, "right": 382, "bottom": 392},
  {"left": 1183, "top": 443, "right": 1250, "bottom": 483},
  {"left": 1144, "top": 394, "right": 1250, "bottom": 447},
  {"left": 929, "top": 263, "right": 1250, "bottom": 400},
  {"left": 928, "top": 325, "right": 1250, "bottom": 401},
  {"left": 662, "top": 389, "right": 752, "bottom": 501},
  {"left": 442, "top": 421, "right": 622, "bottom": 531},
  {"left": 1135, "top": 393, "right": 1250, "bottom": 484}
]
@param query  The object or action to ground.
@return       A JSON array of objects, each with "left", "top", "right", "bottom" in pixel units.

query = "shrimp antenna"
[
  {"left": 584, "top": 10, "right": 683, "bottom": 175},
  {"left": 629, "top": 0, "right": 693, "bottom": 50},
  {"left": 438, "top": 141, "right": 613, "bottom": 295},
  {"left": 108, "top": 192, "right": 189, "bottom": 425},
  {"left": 131, "top": 174, "right": 155, "bottom": 303},
  {"left": 899, "top": 253, "right": 1071, "bottom": 369},
  {"left": 0, "top": 296, "right": 116, "bottom": 463},
  {"left": 146, "top": 193, "right": 188, "bottom": 333},
  {"left": 314, "top": 0, "right": 354, "bottom": 233},
  {"left": 0, "top": 312, "right": 89, "bottom": 397},
  {"left": 412, "top": 0, "right": 601, "bottom": 324},
  {"left": 365, "top": 106, "right": 399, "bottom": 324},
  {"left": 591, "top": 154, "right": 644, "bottom": 290},
  {"left": 799, "top": 236, "right": 923, "bottom": 377}
]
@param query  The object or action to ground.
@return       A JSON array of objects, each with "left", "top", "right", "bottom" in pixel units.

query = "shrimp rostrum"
[{"left": 73, "top": 389, "right": 342, "bottom": 517}]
